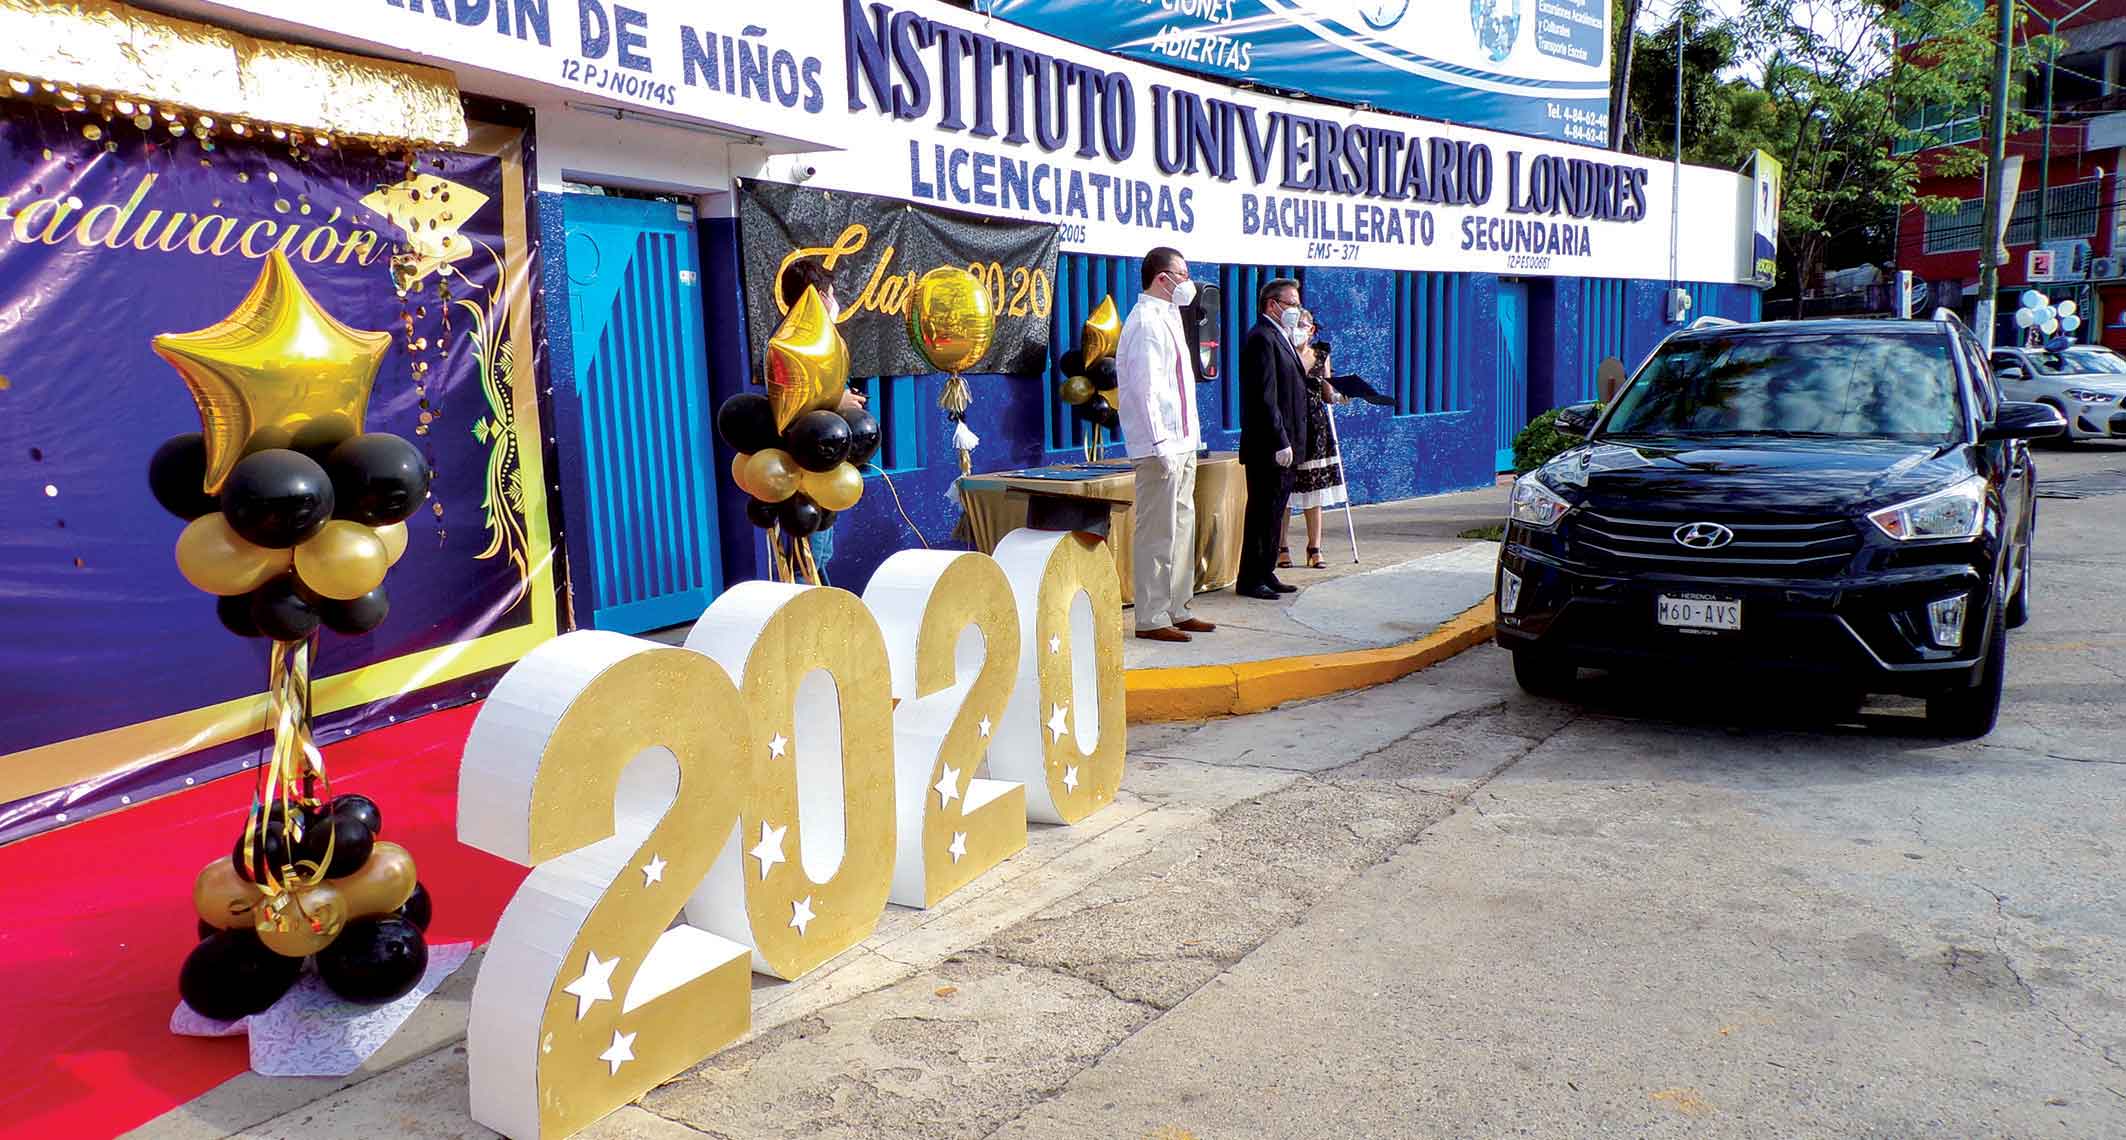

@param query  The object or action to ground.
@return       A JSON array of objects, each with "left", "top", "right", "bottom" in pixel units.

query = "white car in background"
[{"left": 1990, "top": 344, "right": 2126, "bottom": 441}]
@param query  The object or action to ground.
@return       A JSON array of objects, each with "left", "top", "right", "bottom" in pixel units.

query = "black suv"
[{"left": 1494, "top": 317, "right": 2064, "bottom": 737}]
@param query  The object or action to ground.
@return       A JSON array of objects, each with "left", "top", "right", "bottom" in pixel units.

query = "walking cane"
[{"left": 1324, "top": 398, "right": 1360, "bottom": 563}]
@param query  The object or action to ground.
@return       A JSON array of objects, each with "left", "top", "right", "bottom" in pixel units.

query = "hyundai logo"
[{"left": 1674, "top": 522, "right": 1735, "bottom": 550}]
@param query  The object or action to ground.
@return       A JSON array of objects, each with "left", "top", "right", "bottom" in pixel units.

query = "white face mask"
[
  {"left": 1289, "top": 325, "right": 1312, "bottom": 348},
  {"left": 1168, "top": 276, "right": 1198, "bottom": 308}
]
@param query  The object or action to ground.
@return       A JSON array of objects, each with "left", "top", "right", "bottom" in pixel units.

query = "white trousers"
[{"left": 1131, "top": 452, "right": 1198, "bottom": 631}]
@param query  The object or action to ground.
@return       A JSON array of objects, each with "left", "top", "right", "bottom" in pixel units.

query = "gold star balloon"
[
  {"left": 1082, "top": 295, "right": 1121, "bottom": 368},
  {"left": 153, "top": 250, "right": 394, "bottom": 494},
  {"left": 766, "top": 286, "right": 848, "bottom": 432}
]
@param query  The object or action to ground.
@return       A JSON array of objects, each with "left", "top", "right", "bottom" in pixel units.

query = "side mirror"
[
  {"left": 1996, "top": 365, "right": 2026, "bottom": 381},
  {"left": 1982, "top": 400, "right": 2066, "bottom": 442},
  {"left": 1553, "top": 401, "right": 1601, "bottom": 436}
]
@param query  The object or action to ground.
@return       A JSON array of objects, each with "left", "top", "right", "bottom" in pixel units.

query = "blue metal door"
[
  {"left": 561, "top": 194, "right": 721, "bottom": 633},
  {"left": 1495, "top": 280, "right": 1529, "bottom": 471}
]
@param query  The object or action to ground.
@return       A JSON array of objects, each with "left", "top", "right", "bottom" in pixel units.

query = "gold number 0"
[
  {"left": 864, "top": 550, "right": 1026, "bottom": 908},
  {"left": 992, "top": 529, "right": 1127, "bottom": 823},
  {"left": 459, "top": 633, "right": 753, "bottom": 1140},
  {"left": 682, "top": 583, "right": 897, "bottom": 980}
]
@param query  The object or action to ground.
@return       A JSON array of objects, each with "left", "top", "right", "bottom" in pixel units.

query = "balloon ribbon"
[{"left": 241, "top": 638, "right": 335, "bottom": 940}]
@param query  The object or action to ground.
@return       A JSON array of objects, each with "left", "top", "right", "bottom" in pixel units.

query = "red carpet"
[{"left": 0, "top": 704, "right": 527, "bottom": 1140}]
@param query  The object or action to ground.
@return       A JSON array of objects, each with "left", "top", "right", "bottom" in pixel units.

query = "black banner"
[{"left": 735, "top": 178, "right": 1060, "bottom": 378}]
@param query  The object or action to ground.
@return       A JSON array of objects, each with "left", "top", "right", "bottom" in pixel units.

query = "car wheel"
[
  {"left": 1511, "top": 648, "right": 1577, "bottom": 697},
  {"left": 2005, "top": 537, "right": 2032, "bottom": 629},
  {"left": 1924, "top": 610, "right": 2005, "bottom": 738}
]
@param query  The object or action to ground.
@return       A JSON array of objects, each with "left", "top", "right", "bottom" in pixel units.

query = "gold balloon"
[
  {"left": 194, "top": 857, "right": 264, "bottom": 930},
  {"left": 729, "top": 451, "right": 758, "bottom": 498},
  {"left": 1082, "top": 295, "right": 1121, "bottom": 368},
  {"left": 175, "top": 514, "right": 291, "bottom": 595},
  {"left": 152, "top": 250, "right": 394, "bottom": 494},
  {"left": 375, "top": 521, "right": 409, "bottom": 566},
  {"left": 1059, "top": 375, "right": 1096, "bottom": 406},
  {"left": 765, "top": 287, "right": 848, "bottom": 432},
  {"left": 335, "top": 840, "right": 419, "bottom": 918},
  {"left": 255, "top": 881, "right": 349, "bottom": 957},
  {"left": 905, "top": 267, "right": 995, "bottom": 374},
  {"left": 745, "top": 449, "right": 801, "bottom": 504},
  {"left": 295, "top": 520, "right": 389, "bottom": 601},
  {"left": 801, "top": 462, "right": 864, "bottom": 512}
]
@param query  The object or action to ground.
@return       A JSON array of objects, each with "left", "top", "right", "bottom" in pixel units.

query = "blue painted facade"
[{"left": 538, "top": 199, "right": 1763, "bottom": 615}]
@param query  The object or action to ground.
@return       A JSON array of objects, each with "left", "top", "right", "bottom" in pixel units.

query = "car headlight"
[
  {"left": 1867, "top": 476, "right": 1986, "bottom": 541},
  {"left": 2064, "top": 388, "right": 2120, "bottom": 403},
  {"left": 1509, "top": 475, "right": 1573, "bottom": 529}
]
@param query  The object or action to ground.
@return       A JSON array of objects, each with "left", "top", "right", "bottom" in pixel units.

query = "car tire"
[
  {"left": 1511, "top": 648, "right": 1576, "bottom": 697},
  {"left": 2005, "top": 537, "right": 2032, "bottom": 629},
  {"left": 1924, "top": 610, "right": 2005, "bottom": 738}
]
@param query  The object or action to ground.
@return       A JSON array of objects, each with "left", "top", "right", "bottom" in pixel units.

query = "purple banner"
[{"left": 0, "top": 112, "right": 556, "bottom": 842}]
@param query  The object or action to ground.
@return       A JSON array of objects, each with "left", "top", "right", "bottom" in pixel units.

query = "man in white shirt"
[{"left": 1114, "top": 247, "right": 1216, "bottom": 643}]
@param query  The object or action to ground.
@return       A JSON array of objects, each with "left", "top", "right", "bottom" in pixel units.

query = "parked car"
[
  {"left": 1990, "top": 343, "right": 2126, "bottom": 441},
  {"left": 1494, "top": 316, "right": 2064, "bottom": 737}
]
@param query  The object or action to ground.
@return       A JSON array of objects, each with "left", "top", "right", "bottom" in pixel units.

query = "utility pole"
[
  {"left": 1669, "top": 11, "right": 1684, "bottom": 302},
  {"left": 2035, "top": 0, "right": 2102, "bottom": 249},
  {"left": 1976, "top": 0, "right": 2016, "bottom": 351},
  {"left": 1612, "top": 0, "right": 1641, "bottom": 151}
]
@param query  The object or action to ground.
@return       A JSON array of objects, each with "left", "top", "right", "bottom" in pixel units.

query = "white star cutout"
[
  {"left": 1048, "top": 634, "right": 1062, "bottom": 655},
  {"left": 750, "top": 821, "right": 787, "bottom": 879},
  {"left": 599, "top": 1029, "right": 637, "bottom": 1075},
  {"left": 640, "top": 854, "right": 667, "bottom": 886},
  {"left": 790, "top": 895, "right": 816, "bottom": 936},
  {"left": 948, "top": 832, "right": 969, "bottom": 863},
  {"left": 977, "top": 715, "right": 992, "bottom": 738},
  {"left": 933, "top": 764, "right": 961, "bottom": 808},
  {"left": 767, "top": 733, "right": 788, "bottom": 760},
  {"left": 1047, "top": 703, "right": 1070, "bottom": 742},
  {"left": 1063, "top": 766, "right": 1081, "bottom": 794},
  {"left": 562, "top": 951, "right": 619, "bottom": 1021}
]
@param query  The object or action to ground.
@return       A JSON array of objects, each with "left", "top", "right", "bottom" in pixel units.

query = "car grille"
[{"left": 1568, "top": 509, "right": 1862, "bottom": 578}]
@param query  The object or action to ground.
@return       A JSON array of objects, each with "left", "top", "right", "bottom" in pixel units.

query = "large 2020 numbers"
[{"left": 458, "top": 529, "right": 1123, "bottom": 1140}]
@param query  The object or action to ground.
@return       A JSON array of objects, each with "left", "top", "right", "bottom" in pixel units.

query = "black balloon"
[
  {"left": 300, "top": 811, "right": 375, "bottom": 879},
  {"left": 197, "top": 918, "right": 218, "bottom": 940},
  {"left": 250, "top": 577, "right": 321, "bottom": 642},
  {"left": 217, "top": 593, "right": 266, "bottom": 639},
  {"left": 787, "top": 410, "right": 853, "bottom": 472},
  {"left": 1058, "top": 349, "right": 1085, "bottom": 377},
  {"left": 231, "top": 810, "right": 302, "bottom": 883},
  {"left": 778, "top": 494, "right": 824, "bottom": 537},
  {"left": 320, "top": 588, "right": 390, "bottom": 635},
  {"left": 331, "top": 793, "right": 384, "bottom": 837},
  {"left": 180, "top": 928, "right": 305, "bottom": 1021},
  {"left": 325, "top": 434, "right": 431, "bottom": 526},
  {"left": 149, "top": 434, "right": 220, "bottom": 520},
  {"left": 317, "top": 917, "right": 429, "bottom": 1005},
  {"left": 716, "top": 392, "right": 781, "bottom": 455},
  {"left": 839, "top": 407, "right": 882, "bottom": 467},
  {"left": 816, "top": 509, "right": 837, "bottom": 532},
  {"left": 1087, "top": 358, "right": 1119, "bottom": 390},
  {"left": 221, "top": 449, "right": 335, "bottom": 548},
  {"left": 397, "top": 882, "right": 433, "bottom": 932},
  {"left": 745, "top": 497, "right": 780, "bottom": 530}
]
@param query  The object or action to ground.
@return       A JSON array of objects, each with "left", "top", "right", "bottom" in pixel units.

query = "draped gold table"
[{"left": 956, "top": 454, "right": 1244, "bottom": 605}]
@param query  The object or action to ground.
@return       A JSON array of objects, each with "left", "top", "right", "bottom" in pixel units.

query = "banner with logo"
[
  {"left": 1751, "top": 150, "right": 1782, "bottom": 288},
  {"left": 735, "top": 179, "right": 1062, "bottom": 376},
  {"left": 976, "top": 0, "right": 1610, "bottom": 144},
  {"left": 0, "top": 116, "right": 557, "bottom": 841},
  {"left": 815, "top": 0, "right": 1748, "bottom": 284}
]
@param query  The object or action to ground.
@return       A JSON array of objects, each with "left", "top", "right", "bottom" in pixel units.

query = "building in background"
[{"left": 1896, "top": 0, "right": 2126, "bottom": 345}]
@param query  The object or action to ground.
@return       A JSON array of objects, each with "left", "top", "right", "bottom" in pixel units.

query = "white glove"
[{"left": 1274, "top": 446, "right": 1294, "bottom": 468}]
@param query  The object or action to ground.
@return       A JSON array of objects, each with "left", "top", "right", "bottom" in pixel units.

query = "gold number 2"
[{"left": 992, "top": 529, "right": 1127, "bottom": 823}]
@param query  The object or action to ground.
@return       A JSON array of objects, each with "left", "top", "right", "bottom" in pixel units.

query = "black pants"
[{"left": 1239, "top": 458, "right": 1293, "bottom": 589}]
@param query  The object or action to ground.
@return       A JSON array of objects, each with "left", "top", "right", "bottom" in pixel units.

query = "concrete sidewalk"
[{"left": 1123, "top": 480, "right": 1512, "bottom": 670}]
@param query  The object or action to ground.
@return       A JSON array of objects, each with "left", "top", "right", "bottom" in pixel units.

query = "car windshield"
[
  {"left": 2032, "top": 344, "right": 2126, "bottom": 376},
  {"left": 1602, "top": 332, "right": 1963, "bottom": 442}
]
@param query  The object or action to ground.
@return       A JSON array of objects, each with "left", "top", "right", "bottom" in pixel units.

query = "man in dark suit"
[{"left": 1237, "top": 277, "right": 1310, "bottom": 600}]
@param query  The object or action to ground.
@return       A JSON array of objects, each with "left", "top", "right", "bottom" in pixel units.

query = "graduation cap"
[
  {"left": 1019, "top": 489, "right": 1114, "bottom": 538},
  {"left": 1324, "top": 373, "right": 1395, "bottom": 406}
]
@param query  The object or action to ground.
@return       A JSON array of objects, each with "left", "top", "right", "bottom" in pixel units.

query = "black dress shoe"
[
  {"left": 1237, "top": 584, "right": 1281, "bottom": 600},
  {"left": 1270, "top": 580, "right": 1299, "bottom": 594}
]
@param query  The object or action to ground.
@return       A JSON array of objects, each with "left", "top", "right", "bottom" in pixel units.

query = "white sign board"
[
  {"left": 799, "top": 0, "right": 1751, "bottom": 283},
  {"left": 2028, "top": 248, "right": 2057, "bottom": 282},
  {"left": 187, "top": 0, "right": 847, "bottom": 148}
]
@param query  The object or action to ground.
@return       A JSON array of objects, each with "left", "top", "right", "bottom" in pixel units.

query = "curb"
[{"left": 1124, "top": 597, "right": 1498, "bottom": 723}]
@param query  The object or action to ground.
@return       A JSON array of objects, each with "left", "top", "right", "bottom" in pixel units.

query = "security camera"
[{"left": 793, "top": 162, "right": 818, "bottom": 183}]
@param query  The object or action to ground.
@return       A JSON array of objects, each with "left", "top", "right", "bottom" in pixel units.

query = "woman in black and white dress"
[{"left": 1280, "top": 308, "right": 1349, "bottom": 570}]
